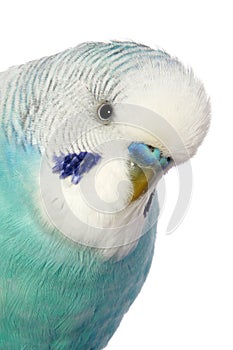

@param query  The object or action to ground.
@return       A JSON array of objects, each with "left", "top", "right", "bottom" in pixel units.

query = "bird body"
[
  {"left": 0, "top": 130, "right": 158, "bottom": 349},
  {"left": 0, "top": 42, "right": 210, "bottom": 349}
]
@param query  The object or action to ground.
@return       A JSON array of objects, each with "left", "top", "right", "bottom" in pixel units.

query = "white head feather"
[{"left": 0, "top": 41, "right": 211, "bottom": 259}]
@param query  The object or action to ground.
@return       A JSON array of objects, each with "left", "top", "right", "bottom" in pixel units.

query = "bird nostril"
[{"left": 147, "top": 145, "right": 155, "bottom": 152}]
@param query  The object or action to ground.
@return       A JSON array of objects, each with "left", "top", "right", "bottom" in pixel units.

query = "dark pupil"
[{"left": 99, "top": 104, "right": 112, "bottom": 120}]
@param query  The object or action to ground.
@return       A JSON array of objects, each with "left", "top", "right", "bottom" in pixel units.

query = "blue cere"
[
  {"left": 52, "top": 152, "right": 101, "bottom": 185},
  {"left": 128, "top": 142, "right": 172, "bottom": 170}
]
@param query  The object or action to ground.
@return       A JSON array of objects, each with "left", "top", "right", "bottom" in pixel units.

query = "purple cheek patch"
[{"left": 52, "top": 152, "right": 101, "bottom": 185}]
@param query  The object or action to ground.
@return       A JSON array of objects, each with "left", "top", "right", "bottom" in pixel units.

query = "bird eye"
[{"left": 97, "top": 103, "right": 113, "bottom": 123}]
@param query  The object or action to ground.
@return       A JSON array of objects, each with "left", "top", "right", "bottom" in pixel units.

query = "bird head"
[{"left": 38, "top": 41, "right": 210, "bottom": 258}]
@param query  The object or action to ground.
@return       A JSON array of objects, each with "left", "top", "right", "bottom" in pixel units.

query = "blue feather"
[
  {"left": 0, "top": 131, "right": 158, "bottom": 349},
  {"left": 53, "top": 152, "right": 101, "bottom": 184}
]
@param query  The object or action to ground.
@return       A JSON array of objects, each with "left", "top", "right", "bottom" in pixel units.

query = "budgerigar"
[{"left": 0, "top": 41, "right": 210, "bottom": 349}]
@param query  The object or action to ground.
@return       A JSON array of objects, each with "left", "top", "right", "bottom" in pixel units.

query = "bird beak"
[
  {"left": 128, "top": 142, "right": 172, "bottom": 202},
  {"left": 129, "top": 162, "right": 154, "bottom": 201}
]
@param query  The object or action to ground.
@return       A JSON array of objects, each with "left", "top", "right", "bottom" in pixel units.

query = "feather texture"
[
  {"left": 0, "top": 131, "right": 158, "bottom": 349},
  {"left": 0, "top": 41, "right": 210, "bottom": 349}
]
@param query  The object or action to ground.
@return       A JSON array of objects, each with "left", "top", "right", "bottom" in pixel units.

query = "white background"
[{"left": 0, "top": 1, "right": 232, "bottom": 349}]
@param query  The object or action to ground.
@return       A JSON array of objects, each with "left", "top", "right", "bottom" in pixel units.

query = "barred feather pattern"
[{"left": 0, "top": 41, "right": 172, "bottom": 149}]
